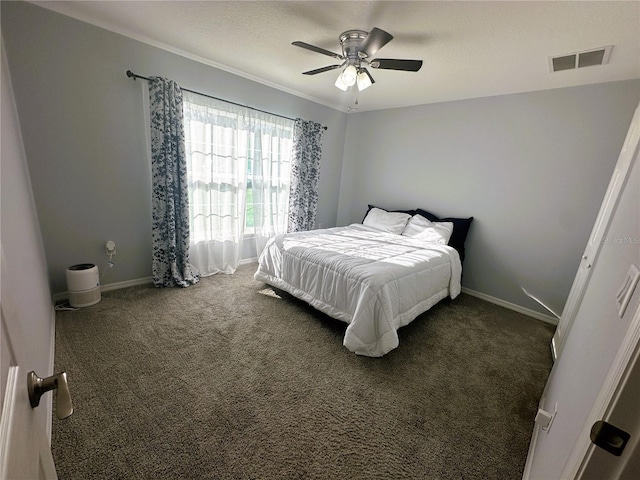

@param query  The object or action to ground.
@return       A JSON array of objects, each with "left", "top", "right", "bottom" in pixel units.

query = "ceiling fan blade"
[
  {"left": 303, "top": 64, "right": 344, "bottom": 75},
  {"left": 363, "top": 68, "right": 375, "bottom": 84},
  {"left": 370, "top": 58, "right": 423, "bottom": 72},
  {"left": 292, "top": 41, "right": 344, "bottom": 60},
  {"left": 359, "top": 27, "right": 393, "bottom": 58}
]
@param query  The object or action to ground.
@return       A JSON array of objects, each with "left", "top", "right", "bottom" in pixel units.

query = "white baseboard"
[
  {"left": 52, "top": 261, "right": 260, "bottom": 302},
  {"left": 51, "top": 261, "right": 262, "bottom": 302},
  {"left": 101, "top": 276, "right": 154, "bottom": 293},
  {"left": 52, "top": 276, "right": 154, "bottom": 303},
  {"left": 51, "top": 270, "right": 558, "bottom": 330},
  {"left": 461, "top": 287, "right": 559, "bottom": 326}
]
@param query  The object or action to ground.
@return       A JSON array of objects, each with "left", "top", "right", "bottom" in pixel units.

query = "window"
[{"left": 182, "top": 91, "right": 293, "bottom": 274}]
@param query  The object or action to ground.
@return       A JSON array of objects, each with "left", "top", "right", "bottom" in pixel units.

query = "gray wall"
[
  {"left": 1, "top": 1, "right": 347, "bottom": 294},
  {"left": 337, "top": 80, "right": 640, "bottom": 316}
]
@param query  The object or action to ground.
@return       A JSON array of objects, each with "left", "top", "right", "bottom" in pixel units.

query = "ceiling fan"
[{"left": 292, "top": 28, "right": 423, "bottom": 92}]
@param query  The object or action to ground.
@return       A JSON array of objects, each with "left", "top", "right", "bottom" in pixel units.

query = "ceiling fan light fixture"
[
  {"left": 341, "top": 65, "right": 358, "bottom": 87},
  {"left": 356, "top": 70, "right": 372, "bottom": 91},
  {"left": 334, "top": 73, "right": 349, "bottom": 91}
]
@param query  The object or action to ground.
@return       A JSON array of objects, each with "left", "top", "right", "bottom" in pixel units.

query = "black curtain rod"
[{"left": 126, "top": 70, "right": 327, "bottom": 131}]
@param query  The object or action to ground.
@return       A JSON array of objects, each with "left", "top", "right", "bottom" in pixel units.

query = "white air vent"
[{"left": 550, "top": 46, "right": 613, "bottom": 72}]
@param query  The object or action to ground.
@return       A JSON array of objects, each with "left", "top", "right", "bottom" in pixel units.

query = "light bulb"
[
  {"left": 334, "top": 73, "right": 348, "bottom": 91},
  {"left": 341, "top": 65, "right": 357, "bottom": 87},
  {"left": 357, "top": 71, "right": 372, "bottom": 91}
]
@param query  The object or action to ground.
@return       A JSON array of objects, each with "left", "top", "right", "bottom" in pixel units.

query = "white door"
[
  {"left": 552, "top": 102, "right": 640, "bottom": 360},
  {"left": 578, "top": 333, "right": 640, "bottom": 479},
  {"left": 523, "top": 106, "right": 640, "bottom": 479},
  {"left": 0, "top": 247, "right": 58, "bottom": 480}
]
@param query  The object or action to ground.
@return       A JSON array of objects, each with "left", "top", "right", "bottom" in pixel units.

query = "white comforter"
[{"left": 254, "top": 224, "right": 462, "bottom": 357}]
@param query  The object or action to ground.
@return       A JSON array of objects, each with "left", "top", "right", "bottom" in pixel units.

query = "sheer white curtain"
[
  {"left": 249, "top": 117, "right": 294, "bottom": 254},
  {"left": 182, "top": 91, "right": 293, "bottom": 275}
]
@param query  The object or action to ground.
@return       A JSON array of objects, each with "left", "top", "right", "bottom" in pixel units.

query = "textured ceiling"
[{"left": 33, "top": 1, "right": 640, "bottom": 112}]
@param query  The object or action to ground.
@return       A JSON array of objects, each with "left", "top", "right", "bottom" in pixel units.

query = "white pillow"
[
  {"left": 402, "top": 214, "right": 454, "bottom": 244},
  {"left": 362, "top": 207, "right": 411, "bottom": 234}
]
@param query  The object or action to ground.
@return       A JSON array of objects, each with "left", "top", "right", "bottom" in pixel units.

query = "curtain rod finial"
[{"left": 126, "top": 70, "right": 134, "bottom": 79}]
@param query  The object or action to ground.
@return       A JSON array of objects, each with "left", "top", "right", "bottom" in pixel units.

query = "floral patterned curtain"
[
  {"left": 148, "top": 77, "right": 200, "bottom": 287},
  {"left": 287, "top": 118, "right": 324, "bottom": 232}
]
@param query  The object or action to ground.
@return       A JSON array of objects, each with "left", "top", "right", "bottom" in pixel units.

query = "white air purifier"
[{"left": 66, "top": 263, "right": 101, "bottom": 307}]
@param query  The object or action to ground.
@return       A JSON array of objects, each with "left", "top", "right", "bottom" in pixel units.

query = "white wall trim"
[
  {"left": 52, "top": 276, "right": 154, "bottom": 303},
  {"left": 461, "top": 287, "right": 559, "bottom": 326},
  {"left": 51, "top": 269, "right": 557, "bottom": 331},
  {"left": 52, "top": 260, "right": 262, "bottom": 302},
  {"left": 100, "top": 277, "right": 154, "bottom": 293}
]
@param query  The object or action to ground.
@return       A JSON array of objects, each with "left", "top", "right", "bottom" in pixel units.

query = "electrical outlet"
[{"left": 105, "top": 240, "right": 116, "bottom": 256}]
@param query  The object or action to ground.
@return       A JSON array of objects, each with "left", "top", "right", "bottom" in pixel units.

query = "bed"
[{"left": 254, "top": 206, "right": 473, "bottom": 357}]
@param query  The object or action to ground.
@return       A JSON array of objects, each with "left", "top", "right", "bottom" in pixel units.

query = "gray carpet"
[{"left": 52, "top": 262, "right": 554, "bottom": 479}]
